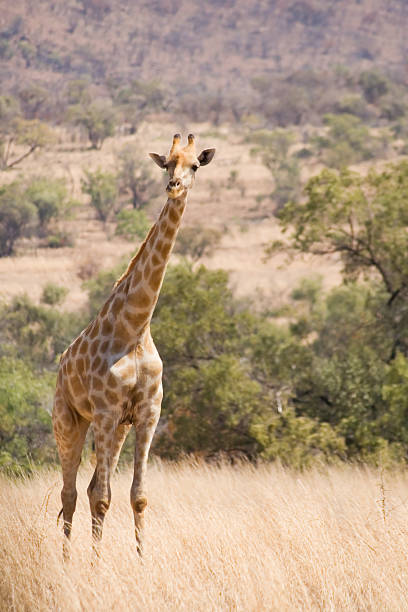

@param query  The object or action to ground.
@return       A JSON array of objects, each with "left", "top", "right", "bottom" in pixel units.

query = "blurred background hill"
[{"left": 1, "top": 0, "right": 408, "bottom": 126}]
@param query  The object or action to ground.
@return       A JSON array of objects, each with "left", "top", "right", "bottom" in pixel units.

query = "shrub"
[
  {"left": 115, "top": 208, "right": 150, "bottom": 241},
  {"left": 81, "top": 168, "right": 118, "bottom": 222},
  {"left": 174, "top": 226, "right": 222, "bottom": 260},
  {"left": 0, "top": 182, "right": 37, "bottom": 256},
  {"left": 41, "top": 283, "right": 68, "bottom": 306},
  {"left": 68, "top": 100, "right": 116, "bottom": 149},
  {"left": 313, "top": 114, "right": 386, "bottom": 168},
  {"left": 25, "top": 176, "right": 74, "bottom": 233},
  {"left": 0, "top": 357, "right": 55, "bottom": 473},
  {"left": 117, "top": 144, "right": 160, "bottom": 210}
]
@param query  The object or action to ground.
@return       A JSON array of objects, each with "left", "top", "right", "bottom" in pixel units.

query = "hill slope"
[{"left": 1, "top": 0, "right": 408, "bottom": 101}]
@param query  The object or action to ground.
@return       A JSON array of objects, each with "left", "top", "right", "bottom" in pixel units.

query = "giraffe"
[{"left": 52, "top": 134, "right": 215, "bottom": 557}]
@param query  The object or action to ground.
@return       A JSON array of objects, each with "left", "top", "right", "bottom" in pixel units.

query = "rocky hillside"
[{"left": 1, "top": 0, "right": 408, "bottom": 103}]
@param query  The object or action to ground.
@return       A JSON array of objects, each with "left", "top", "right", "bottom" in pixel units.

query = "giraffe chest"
[{"left": 61, "top": 329, "right": 163, "bottom": 421}]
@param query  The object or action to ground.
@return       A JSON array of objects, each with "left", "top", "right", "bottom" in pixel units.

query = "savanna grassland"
[
  {"left": 2, "top": 461, "right": 408, "bottom": 611},
  {"left": 3, "top": 2, "right": 408, "bottom": 610}
]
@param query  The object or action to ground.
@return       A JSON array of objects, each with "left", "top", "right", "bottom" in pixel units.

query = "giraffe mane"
[{"left": 113, "top": 221, "right": 158, "bottom": 289}]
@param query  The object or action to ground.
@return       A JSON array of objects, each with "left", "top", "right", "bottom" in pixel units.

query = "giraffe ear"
[
  {"left": 197, "top": 148, "right": 215, "bottom": 166},
  {"left": 149, "top": 153, "right": 167, "bottom": 169}
]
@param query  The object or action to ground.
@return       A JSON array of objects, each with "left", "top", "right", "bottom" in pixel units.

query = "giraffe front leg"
[
  {"left": 131, "top": 399, "right": 161, "bottom": 556},
  {"left": 87, "top": 411, "right": 117, "bottom": 552}
]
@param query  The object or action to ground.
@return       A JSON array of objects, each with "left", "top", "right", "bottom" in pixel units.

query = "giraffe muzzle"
[
  {"left": 166, "top": 179, "right": 184, "bottom": 198},
  {"left": 167, "top": 179, "right": 181, "bottom": 191}
]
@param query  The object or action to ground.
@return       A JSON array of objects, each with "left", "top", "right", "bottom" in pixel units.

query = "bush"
[
  {"left": 174, "top": 225, "right": 222, "bottom": 260},
  {"left": 45, "top": 230, "right": 74, "bottom": 248},
  {"left": 313, "top": 114, "right": 385, "bottom": 168},
  {"left": 81, "top": 168, "right": 118, "bottom": 222},
  {"left": 249, "top": 129, "right": 301, "bottom": 210},
  {"left": 25, "top": 176, "right": 74, "bottom": 233},
  {"left": 359, "top": 70, "right": 389, "bottom": 104},
  {"left": 68, "top": 100, "right": 116, "bottom": 149},
  {"left": 41, "top": 283, "right": 68, "bottom": 306},
  {"left": 0, "top": 357, "right": 55, "bottom": 473},
  {"left": 0, "top": 182, "right": 37, "bottom": 256},
  {"left": 0, "top": 293, "right": 85, "bottom": 368},
  {"left": 115, "top": 208, "right": 150, "bottom": 241},
  {"left": 117, "top": 144, "right": 161, "bottom": 210}
]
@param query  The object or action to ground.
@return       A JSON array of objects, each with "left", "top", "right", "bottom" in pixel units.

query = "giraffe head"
[{"left": 149, "top": 134, "right": 215, "bottom": 199}]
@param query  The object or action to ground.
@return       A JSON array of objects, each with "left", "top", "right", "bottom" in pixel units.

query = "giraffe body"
[{"left": 52, "top": 134, "right": 215, "bottom": 556}]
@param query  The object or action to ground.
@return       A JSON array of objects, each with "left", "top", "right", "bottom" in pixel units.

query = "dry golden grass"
[{"left": 1, "top": 462, "right": 408, "bottom": 611}]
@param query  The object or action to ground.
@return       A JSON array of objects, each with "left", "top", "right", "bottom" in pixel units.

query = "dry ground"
[{"left": 1, "top": 462, "right": 408, "bottom": 611}]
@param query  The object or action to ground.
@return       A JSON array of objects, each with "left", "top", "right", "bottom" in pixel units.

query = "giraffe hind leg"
[
  {"left": 87, "top": 411, "right": 120, "bottom": 549},
  {"left": 53, "top": 393, "right": 89, "bottom": 559}
]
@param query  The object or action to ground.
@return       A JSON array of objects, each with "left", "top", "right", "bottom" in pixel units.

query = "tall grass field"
[{"left": 1, "top": 462, "right": 408, "bottom": 610}]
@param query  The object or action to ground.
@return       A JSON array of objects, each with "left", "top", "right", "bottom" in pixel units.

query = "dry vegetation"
[
  {"left": 2, "top": 0, "right": 408, "bottom": 100},
  {"left": 2, "top": 461, "right": 408, "bottom": 611}
]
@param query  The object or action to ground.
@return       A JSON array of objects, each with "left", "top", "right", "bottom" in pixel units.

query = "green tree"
[
  {"left": 271, "top": 163, "right": 408, "bottom": 320},
  {"left": 18, "top": 85, "right": 49, "bottom": 119},
  {"left": 112, "top": 79, "right": 166, "bottom": 132},
  {"left": 115, "top": 208, "right": 150, "bottom": 241},
  {"left": 174, "top": 225, "right": 222, "bottom": 261},
  {"left": 0, "top": 357, "right": 55, "bottom": 473},
  {"left": 313, "top": 114, "right": 385, "bottom": 168},
  {"left": 359, "top": 70, "right": 389, "bottom": 104},
  {"left": 117, "top": 143, "right": 160, "bottom": 209},
  {"left": 69, "top": 100, "right": 116, "bottom": 149},
  {"left": 81, "top": 168, "right": 118, "bottom": 222},
  {"left": 380, "top": 353, "right": 408, "bottom": 451},
  {"left": 249, "top": 129, "right": 301, "bottom": 211},
  {"left": 25, "top": 176, "right": 74, "bottom": 233},
  {"left": 0, "top": 118, "right": 55, "bottom": 170},
  {"left": 41, "top": 283, "right": 68, "bottom": 306},
  {"left": 151, "top": 263, "right": 263, "bottom": 457},
  {"left": 0, "top": 293, "right": 84, "bottom": 368},
  {"left": 0, "top": 181, "right": 37, "bottom": 256},
  {"left": 266, "top": 161, "right": 408, "bottom": 462}
]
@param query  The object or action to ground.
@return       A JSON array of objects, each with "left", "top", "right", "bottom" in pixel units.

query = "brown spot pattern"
[
  {"left": 93, "top": 376, "right": 103, "bottom": 391},
  {"left": 151, "top": 253, "right": 161, "bottom": 267},
  {"left": 102, "top": 319, "right": 113, "bottom": 336},
  {"left": 107, "top": 373, "right": 118, "bottom": 388},
  {"left": 79, "top": 339, "right": 88, "bottom": 355},
  {"left": 148, "top": 382, "right": 159, "bottom": 398},
  {"left": 143, "top": 263, "right": 151, "bottom": 279},
  {"left": 90, "top": 321, "right": 100, "bottom": 339},
  {"left": 111, "top": 296, "right": 124, "bottom": 316},
  {"left": 106, "top": 389, "right": 119, "bottom": 404},
  {"left": 124, "top": 310, "right": 149, "bottom": 329},
  {"left": 76, "top": 358, "right": 85, "bottom": 376},
  {"left": 169, "top": 207, "right": 179, "bottom": 224},
  {"left": 100, "top": 340, "right": 110, "bottom": 353},
  {"left": 99, "top": 361, "right": 108, "bottom": 376},
  {"left": 133, "top": 390, "right": 144, "bottom": 404},
  {"left": 149, "top": 268, "right": 163, "bottom": 292}
]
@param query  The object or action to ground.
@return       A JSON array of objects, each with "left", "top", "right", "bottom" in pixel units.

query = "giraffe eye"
[{"left": 192, "top": 164, "right": 199, "bottom": 172}]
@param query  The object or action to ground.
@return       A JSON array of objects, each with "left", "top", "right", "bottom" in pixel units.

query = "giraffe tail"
[{"left": 57, "top": 507, "right": 63, "bottom": 527}]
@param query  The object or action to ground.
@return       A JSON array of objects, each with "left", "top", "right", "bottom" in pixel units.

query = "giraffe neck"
[{"left": 118, "top": 194, "right": 187, "bottom": 336}]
